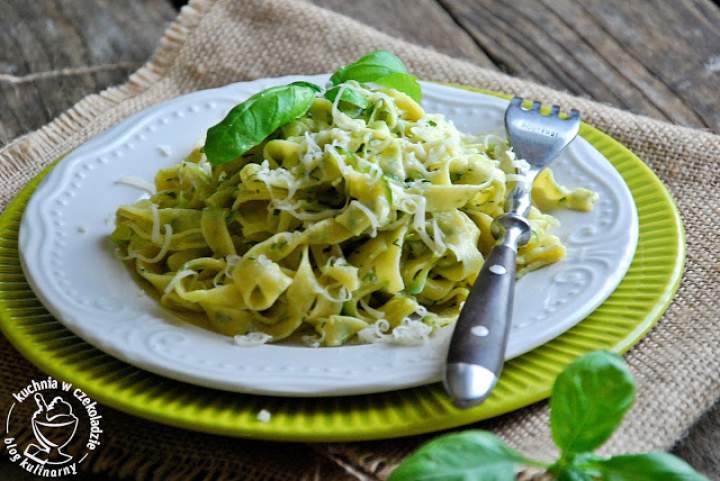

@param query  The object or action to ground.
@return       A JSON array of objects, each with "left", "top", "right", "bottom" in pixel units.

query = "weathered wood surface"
[
  {"left": 0, "top": 0, "right": 175, "bottom": 144},
  {"left": 315, "top": 0, "right": 720, "bottom": 133},
  {"left": 1, "top": 0, "right": 719, "bottom": 480}
]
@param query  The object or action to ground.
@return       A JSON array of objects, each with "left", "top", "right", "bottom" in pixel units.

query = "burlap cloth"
[{"left": 0, "top": 1, "right": 718, "bottom": 479}]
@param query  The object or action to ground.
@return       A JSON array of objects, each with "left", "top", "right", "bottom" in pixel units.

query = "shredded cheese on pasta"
[{"left": 111, "top": 82, "right": 597, "bottom": 346}]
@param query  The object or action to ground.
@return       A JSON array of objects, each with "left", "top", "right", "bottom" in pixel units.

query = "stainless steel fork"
[{"left": 443, "top": 97, "right": 581, "bottom": 408}]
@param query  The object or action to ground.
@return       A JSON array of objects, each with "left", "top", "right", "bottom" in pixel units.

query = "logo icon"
[
  {"left": 4, "top": 376, "right": 103, "bottom": 478},
  {"left": 24, "top": 393, "right": 79, "bottom": 465}
]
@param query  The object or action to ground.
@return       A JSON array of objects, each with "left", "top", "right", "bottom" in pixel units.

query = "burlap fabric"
[{"left": 1, "top": 1, "right": 718, "bottom": 479}]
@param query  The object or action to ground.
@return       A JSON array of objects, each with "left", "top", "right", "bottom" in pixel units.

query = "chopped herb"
[
  {"left": 427, "top": 120, "right": 437, "bottom": 127},
  {"left": 362, "top": 269, "right": 378, "bottom": 282},
  {"left": 271, "top": 238, "right": 288, "bottom": 250}
]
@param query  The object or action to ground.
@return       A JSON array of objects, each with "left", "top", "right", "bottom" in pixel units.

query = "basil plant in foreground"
[
  {"left": 204, "top": 50, "right": 421, "bottom": 166},
  {"left": 390, "top": 351, "right": 708, "bottom": 481}
]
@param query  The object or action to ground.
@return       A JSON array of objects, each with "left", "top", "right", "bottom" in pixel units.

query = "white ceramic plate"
[{"left": 19, "top": 75, "right": 638, "bottom": 396}]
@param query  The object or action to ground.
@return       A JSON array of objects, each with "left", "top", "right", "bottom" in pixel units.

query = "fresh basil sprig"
[
  {"left": 330, "top": 50, "right": 407, "bottom": 84},
  {"left": 329, "top": 50, "right": 422, "bottom": 102},
  {"left": 204, "top": 81, "right": 321, "bottom": 165},
  {"left": 389, "top": 431, "right": 533, "bottom": 481},
  {"left": 203, "top": 51, "right": 424, "bottom": 165},
  {"left": 550, "top": 351, "right": 635, "bottom": 455},
  {"left": 389, "top": 351, "right": 709, "bottom": 481}
]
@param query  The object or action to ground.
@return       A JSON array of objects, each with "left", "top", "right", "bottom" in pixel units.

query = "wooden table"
[{"left": 0, "top": 0, "right": 718, "bottom": 479}]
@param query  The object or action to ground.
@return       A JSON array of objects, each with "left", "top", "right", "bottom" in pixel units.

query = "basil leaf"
[
  {"left": 330, "top": 50, "right": 408, "bottom": 85},
  {"left": 388, "top": 431, "right": 523, "bottom": 481},
  {"left": 550, "top": 351, "right": 635, "bottom": 454},
  {"left": 204, "top": 81, "right": 320, "bottom": 165},
  {"left": 556, "top": 467, "right": 594, "bottom": 481},
  {"left": 592, "top": 453, "right": 709, "bottom": 481},
  {"left": 288, "top": 81, "right": 322, "bottom": 92},
  {"left": 324, "top": 85, "right": 370, "bottom": 109},
  {"left": 373, "top": 72, "right": 422, "bottom": 102}
]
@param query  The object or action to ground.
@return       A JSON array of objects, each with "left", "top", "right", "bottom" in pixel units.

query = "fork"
[{"left": 443, "top": 97, "right": 581, "bottom": 408}]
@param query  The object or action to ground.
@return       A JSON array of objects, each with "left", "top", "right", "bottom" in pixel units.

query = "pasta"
[{"left": 112, "top": 81, "right": 597, "bottom": 346}]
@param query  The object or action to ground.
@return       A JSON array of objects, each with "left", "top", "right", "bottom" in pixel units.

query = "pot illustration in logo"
[{"left": 23, "top": 393, "right": 78, "bottom": 465}]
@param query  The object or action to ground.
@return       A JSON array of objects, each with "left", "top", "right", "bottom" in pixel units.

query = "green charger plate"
[{"left": 0, "top": 88, "right": 684, "bottom": 442}]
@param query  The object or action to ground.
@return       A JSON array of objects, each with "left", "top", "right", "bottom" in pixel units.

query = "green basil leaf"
[
  {"left": 330, "top": 50, "right": 408, "bottom": 85},
  {"left": 373, "top": 72, "right": 422, "bottom": 102},
  {"left": 324, "top": 85, "right": 370, "bottom": 109},
  {"left": 204, "top": 82, "right": 320, "bottom": 165},
  {"left": 388, "top": 431, "right": 523, "bottom": 481},
  {"left": 288, "top": 80, "right": 322, "bottom": 92},
  {"left": 556, "top": 467, "right": 594, "bottom": 481},
  {"left": 550, "top": 351, "right": 635, "bottom": 454},
  {"left": 593, "top": 453, "right": 709, "bottom": 481}
]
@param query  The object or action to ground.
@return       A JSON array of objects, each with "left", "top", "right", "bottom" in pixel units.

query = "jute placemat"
[{"left": 1, "top": 1, "right": 719, "bottom": 479}]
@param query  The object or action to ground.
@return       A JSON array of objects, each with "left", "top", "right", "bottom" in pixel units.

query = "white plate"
[{"left": 19, "top": 75, "right": 638, "bottom": 396}]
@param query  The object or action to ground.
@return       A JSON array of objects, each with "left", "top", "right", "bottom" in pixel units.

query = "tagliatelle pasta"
[{"left": 111, "top": 81, "right": 597, "bottom": 346}]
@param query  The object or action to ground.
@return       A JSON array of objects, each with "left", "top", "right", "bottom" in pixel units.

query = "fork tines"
[{"left": 510, "top": 96, "right": 579, "bottom": 120}]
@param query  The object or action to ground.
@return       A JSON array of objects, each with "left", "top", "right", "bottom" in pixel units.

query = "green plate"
[{"left": 0, "top": 89, "right": 684, "bottom": 442}]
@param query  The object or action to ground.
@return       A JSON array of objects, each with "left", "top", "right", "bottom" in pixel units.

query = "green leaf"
[
  {"left": 388, "top": 431, "right": 523, "bottom": 481},
  {"left": 324, "top": 85, "right": 370, "bottom": 109},
  {"left": 592, "top": 453, "right": 709, "bottom": 481},
  {"left": 550, "top": 351, "right": 635, "bottom": 454},
  {"left": 204, "top": 81, "right": 320, "bottom": 165},
  {"left": 556, "top": 467, "right": 594, "bottom": 481},
  {"left": 288, "top": 80, "right": 322, "bottom": 93},
  {"left": 330, "top": 50, "right": 408, "bottom": 85},
  {"left": 373, "top": 72, "right": 422, "bottom": 102}
]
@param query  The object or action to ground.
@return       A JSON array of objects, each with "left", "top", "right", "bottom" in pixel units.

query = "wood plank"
[
  {"left": 436, "top": 0, "right": 720, "bottom": 131},
  {"left": 576, "top": 0, "right": 720, "bottom": 131},
  {"left": 673, "top": 399, "right": 720, "bottom": 479},
  {"left": 0, "top": 0, "right": 176, "bottom": 145},
  {"left": 308, "top": 0, "right": 497, "bottom": 68}
]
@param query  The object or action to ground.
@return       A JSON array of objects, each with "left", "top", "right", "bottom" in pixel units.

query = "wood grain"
[
  {"left": 309, "top": 0, "right": 497, "bottom": 68},
  {"left": 0, "top": 0, "right": 176, "bottom": 145},
  {"left": 437, "top": 0, "right": 720, "bottom": 131},
  {"left": 316, "top": 0, "right": 720, "bottom": 132},
  {"left": 576, "top": 0, "right": 720, "bottom": 130},
  {"left": 674, "top": 399, "right": 720, "bottom": 479}
]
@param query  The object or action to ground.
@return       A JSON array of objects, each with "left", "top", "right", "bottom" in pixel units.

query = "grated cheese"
[
  {"left": 115, "top": 176, "right": 156, "bottom": 195},
  {"left": 129, "top": 224, "right": 173, "bottom": 264},
  {"left": 163, "top": 268, "right": 196, "bottom": 295},
  {"left": 150, "top": 204, "right": 161, "bottom": 243},
  {"left": 233, "top": 332, "right": 273, "bottom": 347},
  {"left": 350, "top": 200, "right": 378, "bottom": 238},
  {"left": 359, "top": 299, "right": 385, "bottom": 319},
  {"left": 158, "top": 145, "right": 173, "bottom": 157},
  {"left": 256, "top": 409, "right": 272, "bottom": 423}
]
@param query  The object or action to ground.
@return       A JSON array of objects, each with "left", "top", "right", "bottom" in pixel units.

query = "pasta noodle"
[{"left": 112, "top": 82, "right": 597, "bottom": 346}]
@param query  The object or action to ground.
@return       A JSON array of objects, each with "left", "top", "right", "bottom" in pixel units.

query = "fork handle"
[{"left": 444, "top": 242, "right": 517, "bottom": 408}]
